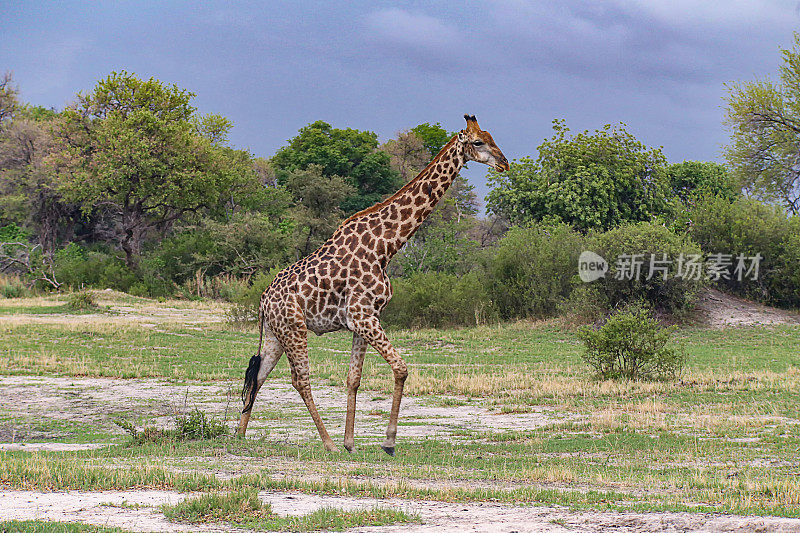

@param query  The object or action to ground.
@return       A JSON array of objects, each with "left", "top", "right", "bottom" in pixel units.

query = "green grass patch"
[
  {"left": 163, "top": 488, "right": 418, "bottom": 531},
  {"left": 0, "top": 521, "right": 132, "bottom": 533}
]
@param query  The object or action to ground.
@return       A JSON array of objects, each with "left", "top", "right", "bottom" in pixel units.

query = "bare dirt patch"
[
  {"left": 0, "top": 375, "right": 572, "bottom": 444},
  {"left": 0, "top": 290, "right": 226, "bottom": 326},
  {"left": 696, "top": 288, "right": 800, "bottom": 328},
  {"left": 2, "top": 489, "right": 799, "bottom": 533}
]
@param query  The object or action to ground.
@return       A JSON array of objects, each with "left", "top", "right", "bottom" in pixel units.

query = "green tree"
[
  {"left": 285, "top": 165, "right": 355, "bottom": 258},
  {"left": 271, "top": 120, "right": 402, "bottom": 214},
  {"left": 725, "top": 32, "right": 800, "bottom": 215},
  {"left": 0, "top": 92, "right": 77, "bottom": 254},
  {"left": 666, "top": 161, "right": 739, "bottom": 203},
  {"left": 410, "top": 122, "right": 453, "bottom": 158},
  {"left": 487, "top": 120, "right": 670, "bottom": 232},
  {"left": 51, "top": 71, "right": 258, "bottom": 267}
]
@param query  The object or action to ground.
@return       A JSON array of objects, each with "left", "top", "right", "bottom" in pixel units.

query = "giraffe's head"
[{"left": 458, "top": 114, "right": 509, "bottom": 172}]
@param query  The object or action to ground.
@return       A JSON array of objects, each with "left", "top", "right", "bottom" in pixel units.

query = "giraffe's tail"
[{"left": 241, "top": 304, "right": 265, "bottom": 413}]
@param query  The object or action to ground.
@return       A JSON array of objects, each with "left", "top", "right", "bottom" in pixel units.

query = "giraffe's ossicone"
[{"left": 236, "top": 115, "right": 509, "bottom": 455}]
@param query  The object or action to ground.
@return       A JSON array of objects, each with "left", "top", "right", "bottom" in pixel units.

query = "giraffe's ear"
[{"left": 457, "top": 131, "right": 468, "bottom": 143}]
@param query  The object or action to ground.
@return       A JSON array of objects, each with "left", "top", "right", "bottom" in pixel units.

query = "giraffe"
[{"left": 236, "top": 115, "right": 509, "bottom": 455}]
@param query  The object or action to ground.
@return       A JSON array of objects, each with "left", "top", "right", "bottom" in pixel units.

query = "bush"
[
  {"left": 577, "top": 303, "right": 685, "bottom": 380},
  {"left": 226, "top": 268, "right": 283, "bottom": 326},
  {"left": 53, "top": 245, "right": 138, "bottom": 292},
  {"left": 174, "top": 408, "right": 228, "bottom": 440},
  {"left": 688, "top": 195, "right": 799, "bottom": 307},
  {"left": 593, "top": 222, "right": 704, "bottom": 314},
  {"left": 382, "top": 271, "right": 497, "bottom": 329},
  {"left": 66, "top": 290, "right": 98, "bottom": 311},
  {"left": 0, "top": 274, "right": 30, "bottom": 298},
  {"left": 114, "top": 408, "right": 227, "bottom": 444},
  {"left": 488, "top": 222, "right": 587, "bottom": 319}
]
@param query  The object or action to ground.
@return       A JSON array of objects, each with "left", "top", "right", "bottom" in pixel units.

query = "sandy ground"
[
  {"left": 2, "top": 489, "right": 799, "bottom": 533},
  {"left": 696, "top": 288, "right": 800, "bottom": 328},
  {"left": 0, "top": 375, "right": 574, "bottom": 445}
]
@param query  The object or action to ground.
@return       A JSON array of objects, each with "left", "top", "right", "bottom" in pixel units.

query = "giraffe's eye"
[{"left": 472, "top": 140, "right": 484, "bottom": 146}]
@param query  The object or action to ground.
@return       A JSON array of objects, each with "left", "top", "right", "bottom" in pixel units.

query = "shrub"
[
  {"left": 0, "top": 274, "right": 30, "bottom": 298},
  {"left": 593, "top": 222, "right": 704, "bottom": 314},
  {"left": 382, "top": 271, "right": 496, "bottom": 329},
  {"left": 174, "top": 408, "right": 228, "bottom": 440},
  {"left": 557, "top": 284, "right": 608, "bottom": 326},
  {"left": 53, "top": 245, "right": 138, "bottom": 292},
  {"left": 488, "top": 222, "right": 587, "bottom": 319},
  {"left": 226, "top": 268, "right": 283, "bottom": 326},
  {"left": 688, "top": 195, "right": 799, "bottom": 307},
  {"left": 577, "top": 303, "right": 685, "bottom": 380},
  {"left": 66, "top": 290, "right": 98, "bottom": 311},
  {"left": 114, "top": 408, "right": 227, "bottom": 444}
]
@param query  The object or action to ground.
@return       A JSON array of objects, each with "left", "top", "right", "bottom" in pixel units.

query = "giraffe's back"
[{"left": 262, "top": 239, "right": 391, "bottom": 337}]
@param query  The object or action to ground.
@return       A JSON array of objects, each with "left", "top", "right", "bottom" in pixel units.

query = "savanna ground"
[{"left": 0, "top": 290, "right": 799, "bottom": 532}]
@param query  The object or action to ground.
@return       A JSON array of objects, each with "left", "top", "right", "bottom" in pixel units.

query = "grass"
[
  {"left": 162, "top": 489, "right": 419, "bottom": 531},
  {"left": 1, "top": 293, "right": 799, "bottom": 519},
  {"left": 0, "top": 522, "right": 132, "bottom": 532}
]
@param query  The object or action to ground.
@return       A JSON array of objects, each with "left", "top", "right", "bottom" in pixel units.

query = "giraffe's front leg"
[
  {"left": 350, "top": 315, "right": 407, "bottom": 456},
  {"left": 344, "top": 333, "right": 368, "bottom": 452}
]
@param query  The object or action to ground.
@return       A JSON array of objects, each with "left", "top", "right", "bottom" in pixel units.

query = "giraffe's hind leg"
[
  {"left": 344, "top": 333, "right": 368, "bottom": 452},
  {"left": 274, "top": 309, "right": 337, "bottom": 452},
  {"left": 237, "top": 329, "right": 284, "bottom": 436}
]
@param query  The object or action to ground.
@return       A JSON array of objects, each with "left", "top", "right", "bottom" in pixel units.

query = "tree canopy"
[
  {"left": 666, "top": 161, "right": 740, "bottom": 203},
  {"left": 486, "top": 120, "right": 670, "bottom": 232},
  {"left": 410, "top": 122, "right": 453, "bottom": 158},
  {"left": 51, "top": 71, "right": 259, "bottom": 267},
  {"left": 271, "top": 120, "right": 402, "bottom": 214},
  {"left": 725, "top": 32, "right": 800, "bottom": 215}
]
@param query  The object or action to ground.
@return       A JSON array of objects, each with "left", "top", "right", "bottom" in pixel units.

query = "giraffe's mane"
[{"left": 341, "top": 134, "right": 459, "bottom": 225}]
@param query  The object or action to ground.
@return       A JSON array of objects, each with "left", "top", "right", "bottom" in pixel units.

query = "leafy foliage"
[
  {"left": 382, "top": 271, "right": 496, "bottom": 329},
  {"left": 380, "top": 130, "right": 430, "bottom": 181},
  {"left": 578, "top": 303, "right": 685, "bottom": 380},
  {"left": 666, "top": 161, "right": 740, "bottom": 203},
  {"left": 51, "top": 71, "right": 260, "bottom": 267},
  {"left": 487, "top": 120, "right": 670, "bottom": 232},
  {"left": 688, "top": 194, "right": 800, "bottom": 307},
  {"left": 285, "top": 165, "right": 355, "bottom": 258},
  {"left": 394, "top": 205, "right": 480, "bottom": 276},
  {"left": 725, "top": 32, "right": 800, "bottom": 215},
  {"left": 594, "top": 222, "right": 705, "bottom": 314},
  {"left": 488, "top": 223, "right": 586, "bottom": 319},
  {"left": 410, "top": 122, "right": 453, "bottom": 158},
  {"left": 271, "top": 120, "right": 402, "bottom": 214}
]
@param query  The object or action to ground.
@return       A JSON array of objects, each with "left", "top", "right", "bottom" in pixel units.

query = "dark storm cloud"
[{"left": 2, "top": 1, "right": 799, "bottom": 207}]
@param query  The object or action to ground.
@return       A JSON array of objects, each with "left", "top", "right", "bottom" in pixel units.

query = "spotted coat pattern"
[{"left": 236, "top": 115, "right": 509, "bottom": 454}]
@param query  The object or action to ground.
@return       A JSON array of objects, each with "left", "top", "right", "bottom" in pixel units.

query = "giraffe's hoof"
[
  {"left": 381, "top": 445, "right": 395, "bottom": 457},
  {"left": 344, "top": 444, "right": 354, "bottom": 453}
]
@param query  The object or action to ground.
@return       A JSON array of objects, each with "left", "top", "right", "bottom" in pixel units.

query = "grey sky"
[{"left": 2, "top": 1, "right": 798, "bottom": 207}]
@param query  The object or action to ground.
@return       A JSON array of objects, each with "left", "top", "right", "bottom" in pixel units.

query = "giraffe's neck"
[
  {"left": 376, "top": 136, "right": 465, "bottom": 258},
  {"left": 329, "top": 136, "right": 465, "bottom": 266}
]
